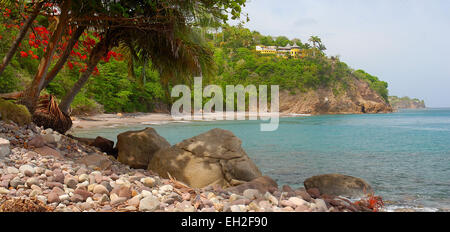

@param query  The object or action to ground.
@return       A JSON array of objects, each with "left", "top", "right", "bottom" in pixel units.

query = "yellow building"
[{"left": 256, "top": 43, "right": 302, "bottom": 58}]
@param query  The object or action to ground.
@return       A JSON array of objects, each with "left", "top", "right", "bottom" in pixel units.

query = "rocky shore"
[{"left": 0, "top": 120, "right": 380, "bottom": 212}]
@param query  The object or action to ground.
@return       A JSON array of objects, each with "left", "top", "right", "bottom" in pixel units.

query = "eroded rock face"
[
  {"left": 304, "top": 174, "right": 372, "bottom": 198},
  {"left": 148, "top": 128, "right": 262, "bottom": 188},
  {"left": 116, "top": 128, "right": 170, "bottom": 169},
  {"left": 279, "top": 77, "right": 392, "bottom": 115}
]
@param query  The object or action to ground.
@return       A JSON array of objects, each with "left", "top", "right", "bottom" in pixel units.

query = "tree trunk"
[
  {"left": 19, "top": 0, "right": 72, "bottom": 113},
  {"left": 41, "top": 26, "right": 86, "bottom": 90},
  {"left": 0, "top": 2, "right": 43, "bottom": 76},
  {"left": 59, "top": 35, "right": 112, "bottom": 114}
]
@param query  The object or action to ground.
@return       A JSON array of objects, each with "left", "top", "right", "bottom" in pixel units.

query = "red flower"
[{"left": 20, "top": 51, "right": 28, "bottom": 58}]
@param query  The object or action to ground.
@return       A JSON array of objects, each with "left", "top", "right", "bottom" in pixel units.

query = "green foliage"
[
  {"left": 0, "top": 98, "right": 32, "bottom": 126},
  {"left": 354, "top": 70, "right": 389, "bottom": 101}
]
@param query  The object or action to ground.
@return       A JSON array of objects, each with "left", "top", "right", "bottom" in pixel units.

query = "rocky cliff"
[
  {"left": 388, "top": 96, "right": 425, "bottom": 109},
  {"left": 280, "top": 76, "right": 393, "bottom": 115}
]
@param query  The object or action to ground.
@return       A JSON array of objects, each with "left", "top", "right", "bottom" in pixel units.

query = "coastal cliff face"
[
  {"left": 388, "top": 96, "right": 426, "bottom": 109},
  {"left": 280, "top": 76, "right": 393, "bottom": 115}
]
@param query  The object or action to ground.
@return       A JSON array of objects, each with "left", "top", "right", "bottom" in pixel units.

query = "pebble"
[
  {"left": 159, "top": 185, "right": 173, "bottom": 192},
  {"left": 0, "top": 187, "right": 10, "bottom": 194},
  {"left": 19, "top": 165, "right": 35, "bottom": 176},
  {"left": 93, "top": 184, "right": 109, "bottom": 195},
  {"left": 7, "top": 167, "right": 19, "bottom": 174},
  {"left": 141, "top": 177, "right": 156, "bottom": 188},
  {"left": 139, "top": 196, "right": 160, "bottom": 212},
  {"left": 243, "top": 189, "right": 261, "bottom": 200},
  {"left": 288, "top": 197, "right": 309, "bottom": 207}
]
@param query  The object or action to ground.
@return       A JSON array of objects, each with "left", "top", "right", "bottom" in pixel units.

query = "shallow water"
[{"left": 73, "top": 108, "right": 450, "bottom": 211}]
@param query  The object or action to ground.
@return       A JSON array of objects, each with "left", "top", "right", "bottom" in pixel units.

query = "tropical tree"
[{"left": 0, "top": 0, "right": 44, "bottom": 76}]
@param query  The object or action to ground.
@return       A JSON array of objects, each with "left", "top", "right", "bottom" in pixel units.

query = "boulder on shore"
[
  {"left": 116, "top": 128, "right": 170, "bottom": 169},
  {"left": 304, "top": 174, "right": 373, "bottom": 198},
  {"left": 148, "top": 128, "right": 262, "bottom": 188}
]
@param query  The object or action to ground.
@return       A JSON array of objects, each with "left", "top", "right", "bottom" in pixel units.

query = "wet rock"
[{"left": 304, "top": 174, "right": 372, "bottom": 198}]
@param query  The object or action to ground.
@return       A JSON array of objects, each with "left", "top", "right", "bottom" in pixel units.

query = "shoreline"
[{"left": 69, "top": 112, "right": 309, "bottom": 132}]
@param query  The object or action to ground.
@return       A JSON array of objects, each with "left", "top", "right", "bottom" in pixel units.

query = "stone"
[
  {"left": 139, "top": 196, "right": 160, "bottom": 212},
  {"left": 264, "top": 192, "right": 278, "bottom": 205},
  {"left": 111, "top": 196, "right": 128, "bottom": 206},
  {"left": 25, "top": 177, "right": 39, "bottom": 187},
  {"left": 64, "top": 176, "right": 78, "bottom": 189},
  {"left": 70, "top": 194, "right": 85, "bottom": 203},
  {"left": 243, "top": 189, "right": 261, "bottom": 200},
  {"left": 42, "top": 134, "right": 56, "bottom": 144},
  {"left": 111, "top": 185, "right": 132, "bottom": 199},
  {"left": 28, "top": 135, "right": 45, "bottom": 148},
  {"left": 19, "top": 165, "right": 35, "bottom": 176},
  {"left": 288, "top": 197, "right": 309, "bottom": 207},
  {"left": 314, "top": 199, "right": 328, "bottom": 212},
  {"left": 9, "top": 177, "right": 24, "bottom": 188},
  {"left": 78, "top": 174, "right": 89, "bottom": 183},
  {"left": 6, "top": 167, "right": 19, "bottom": 174},
  {"left": 0, "top": 187, "right": 10, "bottom": 194},
  {"left": 128, "top": 195, "right": 141, "bottom": 207},
  {"left": 159, "top": 185, "right": 173, "bottom": 192},
  {"left": 148, "top": 128, "right": 262, "bottom": 188},
  {"left": 230, "top": 205, "right": 245, "bottom": 212},
  {"left": 304, "top": 174, "right": 373, "bottom": 198},
  {"left": 226, "top": 176, "right": 278, "bottom": 195},
  {"left": 0, "top": 138, "right": 11, "bottom": 158},
  {"left": 93, "top": 184, "right": 109, "bottom": 195},
  {"left": 74, "top": 188, "right": 93, "bottom": 201},
  {"left": 77, "top": 154, "right": 112, "bottom": 170},
  {"left": 117, "top": 128, "right": 170, "bottom": 169},
  {"left": 141, "top": 177, "right": 156, "bottom": 188},
  {"left": 34, "top": 146, "right": 63, "bottom": 159}
]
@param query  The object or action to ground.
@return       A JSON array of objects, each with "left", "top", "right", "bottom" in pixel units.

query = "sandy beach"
[{"left": 70, "top": 112, "right": 305, "bottom": 132}]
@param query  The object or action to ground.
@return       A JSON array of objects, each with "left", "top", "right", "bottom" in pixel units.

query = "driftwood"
[{"left": 33, "top": 95, "right": 72, "bottom": 134}]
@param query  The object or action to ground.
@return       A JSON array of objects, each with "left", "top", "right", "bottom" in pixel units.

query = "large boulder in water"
[
  {"left": 304, "top": 174, "right": 373, "bottom": 198},
  {"left": 116, "top": 128, "right": 170, "bottom": 169},
  {"left": 148, "top": 128, "right": 262, "bottom": 188}
]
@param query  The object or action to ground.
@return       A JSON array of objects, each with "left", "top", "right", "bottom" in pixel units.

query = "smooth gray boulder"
[
  {"left": 304, "top": 174, "right": 373, "bottom": 198},
  {"left": 148, "top": 128, "right": 262, "bottom": 188}
]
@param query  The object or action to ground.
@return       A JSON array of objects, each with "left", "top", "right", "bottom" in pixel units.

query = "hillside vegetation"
[{"left": 1, "top": 20, "right": 391, "bottom": 114}]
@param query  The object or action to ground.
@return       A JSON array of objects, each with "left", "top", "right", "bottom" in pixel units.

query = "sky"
[{"left": 231, "top": 0, "right": 450, "bottom": 107}]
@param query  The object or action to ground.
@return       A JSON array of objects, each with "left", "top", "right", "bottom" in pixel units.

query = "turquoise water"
[{"left": 73, "top": 109, "right": 450, "bottom": 211}]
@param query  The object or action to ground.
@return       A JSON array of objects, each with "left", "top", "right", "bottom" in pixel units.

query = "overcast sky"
[{"left": 232, "top": 0, "right": 450, "bottom": 107}]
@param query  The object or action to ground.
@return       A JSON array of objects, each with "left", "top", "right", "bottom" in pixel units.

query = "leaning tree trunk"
[
  {"left": 0, "top": 2, "right": 43, "bottom": 76},
  {"left": 40, "top": 26, "right": 86, "bottom": 91},
  {"left": 19, "top": 0, "right": 72, "bottom": 113},
  {"left": 59, "top": 35, "right": 112, "bottom": 115}
]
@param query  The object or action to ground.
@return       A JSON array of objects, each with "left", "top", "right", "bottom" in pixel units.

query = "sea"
[{"left": 73, "top": 108, "right": 450, "bottom": 212}]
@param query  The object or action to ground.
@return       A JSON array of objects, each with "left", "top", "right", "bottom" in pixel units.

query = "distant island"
[{"left": 389, "top": 96, "right": 426, "bottom": 109}]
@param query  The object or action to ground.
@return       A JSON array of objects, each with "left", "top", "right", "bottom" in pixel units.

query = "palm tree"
[{"left": 308, "top": 36, "right": 322, "bottom": 57}]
